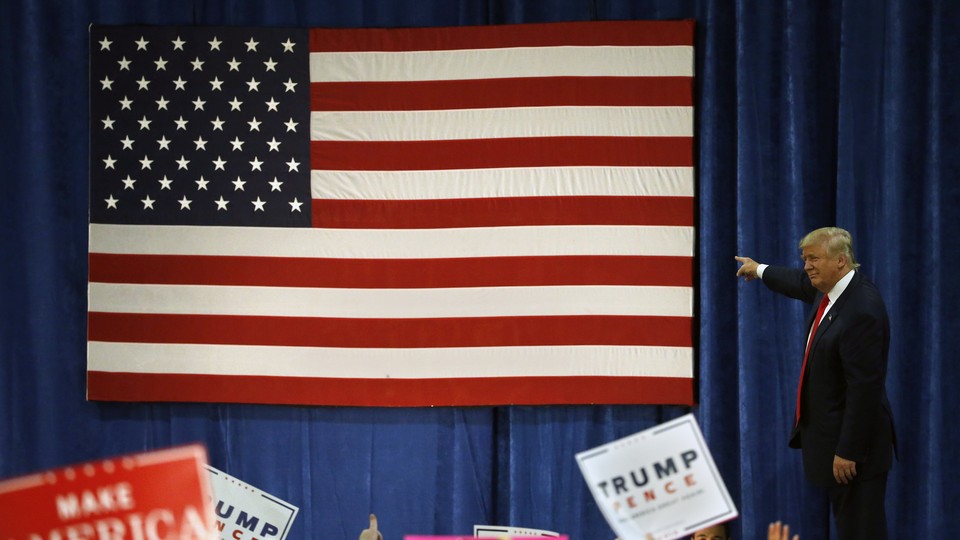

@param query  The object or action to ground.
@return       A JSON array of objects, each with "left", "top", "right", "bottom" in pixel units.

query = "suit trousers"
[{"left": 828, "top": 472, "right": 888, "bottom": 540}]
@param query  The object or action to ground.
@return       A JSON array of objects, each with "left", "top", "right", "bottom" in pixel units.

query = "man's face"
[
  {"left": 802, "top": 242, "right": 846, "bottom": 293},
  {"left": 692, "top": 524, "right": 729, "bottom": 540}
]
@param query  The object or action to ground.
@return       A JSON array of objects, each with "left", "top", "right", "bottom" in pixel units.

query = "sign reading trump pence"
[
  {"left": 206, "top": 465, "right": 299, "bottom": 540},
  {"left": 576, "top": 414, "right": 737, "bottom": 540}
]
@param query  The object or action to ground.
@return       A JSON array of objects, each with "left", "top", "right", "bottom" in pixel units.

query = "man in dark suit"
[{"left": 735, "top": 227, "right": 895, "bottom": 540}]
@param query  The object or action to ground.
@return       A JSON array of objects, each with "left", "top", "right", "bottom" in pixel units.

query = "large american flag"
[{"left": 87, "top": 21, "right": 695, "bottom": 407}]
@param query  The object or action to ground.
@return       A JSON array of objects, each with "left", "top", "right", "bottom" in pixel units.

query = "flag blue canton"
[{"left": 90, "top": 26, "right": 311, "bottom": 227}]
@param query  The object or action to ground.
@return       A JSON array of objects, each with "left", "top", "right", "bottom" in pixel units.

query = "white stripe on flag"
[
  {"left": 88, "top": 283, "right": 693, "bottom": 318},
  {"left": 310, "top": 107, "right": 694, "bottom": 141},
  {"left": 310, "top": 167, "right": 694, "bottom": 200},
  {"left": 309, "top": 46, "right": 695, "bottom": 82},
  {"left": 88, "top": 342, "right": 694, "bottom": 379},
  {"left": 89, "top": 224, "right": 695, "bottom": 258}
]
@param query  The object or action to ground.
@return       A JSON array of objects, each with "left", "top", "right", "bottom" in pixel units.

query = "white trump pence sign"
[
  {"left": 206, "top": 465, "right": 299, "bottom": 540},
  {"left": 576, "top": 414, "right": 737, "bottom": 540}
]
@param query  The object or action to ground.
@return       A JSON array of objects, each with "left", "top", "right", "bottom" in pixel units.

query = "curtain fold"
[{"left": 1, "top": 0, "right": 957, "bottom": 538}]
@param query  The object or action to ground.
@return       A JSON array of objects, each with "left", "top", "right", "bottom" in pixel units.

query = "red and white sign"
[{"left": 0, "top": 444, "right": 217, "bottom": 540}]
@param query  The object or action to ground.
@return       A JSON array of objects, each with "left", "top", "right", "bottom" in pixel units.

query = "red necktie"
[{"left": 796, "top": 294, "right": 831, "bottom": 425}]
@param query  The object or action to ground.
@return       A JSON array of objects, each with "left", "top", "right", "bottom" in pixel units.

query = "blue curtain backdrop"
[{"left": 1, "top": 0, "right": 957, "bottom": 538}]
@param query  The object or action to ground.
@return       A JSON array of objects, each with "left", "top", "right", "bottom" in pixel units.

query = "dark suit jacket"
[{"left": 763, "top": 267, "right": 895, "bottom": 488}]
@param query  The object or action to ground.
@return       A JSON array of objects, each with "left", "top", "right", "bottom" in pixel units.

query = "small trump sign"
[
  {"left": 206, "top": 465, "right": 299, "bottom": 540},
  {"left": 473, "top": 525, "right": 561, "bottom": 537},
  {"left": 576, "top": 414, "right": 737, "bottom": 540}
]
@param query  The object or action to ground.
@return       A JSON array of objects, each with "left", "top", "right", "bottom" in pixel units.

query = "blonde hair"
[{"left": 799, "top": 227, "right": 860, "bottom": 269}]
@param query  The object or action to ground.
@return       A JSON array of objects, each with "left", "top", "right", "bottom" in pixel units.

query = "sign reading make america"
[
  {"left": 0, "top": 444, "right": 216, "bottom": 539},
  {"left": 87, "top": 20, "right": 696, "bottom": 407}
]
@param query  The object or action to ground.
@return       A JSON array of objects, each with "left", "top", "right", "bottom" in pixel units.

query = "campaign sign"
[
  {"left": 575, "top": 414, "right": 737, "bottom": 540},
  {"left": 206, "top": 465, "right": 298, "bottom": 540},
  {"left": 473, "top": 525, "right": 560, "bottom": 537},
  {"left": 0, "top": 444, "right": 216, "bottom": 540},
  {"left": 406, "top": 537, "right": 567, "bottom": 540}
]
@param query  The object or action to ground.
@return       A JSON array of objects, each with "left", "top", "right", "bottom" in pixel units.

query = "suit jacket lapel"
[{"left": 809, "top": 271, "right": 861, "bottom": 352}]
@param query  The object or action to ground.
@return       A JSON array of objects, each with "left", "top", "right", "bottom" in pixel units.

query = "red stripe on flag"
[
  {"left": 311, "top": 137, "right": 694, "bottom": 170},
  {"left": 89, "top": 254, "right": 694, "bottom": 288},
  {"left": 88, "top": 313, "right": 694, "bottom": 348},
  {"left": 310, "top": 20, "right": 694, "bottom": 52},
  {"left": 87, "top": 372, "right": 696, "bottom": 406},
  {"left": 310, "top": 196, "right": 694, "bottom": 229},
  {"left": 311, "top": 77, "right": 694, "bottom": 111}
]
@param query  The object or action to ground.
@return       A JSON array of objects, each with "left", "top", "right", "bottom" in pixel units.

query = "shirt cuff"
[{"left": 757, "top": 264, "right": 768, "bottom": 279}]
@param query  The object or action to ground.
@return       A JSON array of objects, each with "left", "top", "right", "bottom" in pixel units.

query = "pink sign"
[
  {"left": 0, "top": 444, "right": 216, "bottom": 540},
  {"left": 405, "top": 537, "right": 568, "bottom": 540}
]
